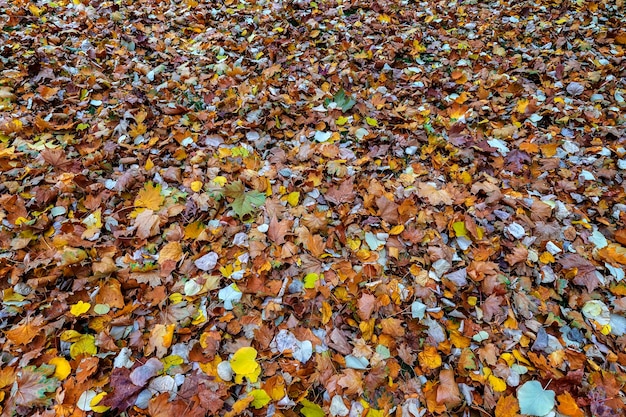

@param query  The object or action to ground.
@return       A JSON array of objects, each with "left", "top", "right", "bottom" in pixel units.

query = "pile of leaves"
[{"left": 1, "top": 0, "right": 625, "bottom": 416}]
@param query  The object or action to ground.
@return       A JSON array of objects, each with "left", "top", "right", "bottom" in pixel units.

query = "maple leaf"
[
  {"left": 224, "top": 181, "right": 266, "bottom": 219},
  {"left": 134, "top": 182, "right": 165, "bottom": 210},
  {"left": 267, "top": 215, "right": 291, "bottom": 245}
]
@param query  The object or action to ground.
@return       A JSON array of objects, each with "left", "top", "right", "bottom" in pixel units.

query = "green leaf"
[
  {"left": 300, "top": 399, "right": 325, "bottom": 417},
  {"left": 517, "top": 381, "right": 555, "bottom": 416},
  {"left": 331, "top": 89, "right": 356, "bottom": 112},
  {"left": 224, "top": 181, "right": 266, "bottom": 218}
]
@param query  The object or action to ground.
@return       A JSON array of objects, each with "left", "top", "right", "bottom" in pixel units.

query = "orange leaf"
[
  {"left": 418, "top": 345, "right": 442, "bottom": 370},
  {"left": 598, "top": 243, "right": 626, "bottom": 265},
  {"left": 6, "top": 316, "right": 44, "bottom": 345},
  {"left": 557, "top": 393, "right": 584, "bottom": 417},
  {"left": 495, "top": 394, "right": 520, "bottom": 417}
]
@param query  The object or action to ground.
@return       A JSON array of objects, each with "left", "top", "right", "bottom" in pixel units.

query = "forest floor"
[{"left": 1, "top": 0, "right": 626, "bottom": 416}]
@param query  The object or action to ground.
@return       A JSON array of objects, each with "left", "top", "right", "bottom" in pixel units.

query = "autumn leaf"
[
  {"left": 495, "top": 394, "right": 520, "bottom": 417},
  {"left": 267, "top": 215, "right": 291, "bottom": 245},
  {"left": 418, "top": 345, "right": 442, "bottom": 370},
  {"left": 436, "top": 369, "right": 461, "bottom": 408},
  {"left": 230, "top": 347, "right": 261, "bottom": 383},
  {"left": 6, "top": 316, "right": 44, "bottom": 345},
  {"left": 48, "top": 357, "right": 71, "bottom": 380},
  {"left": 12, "top": 366, "right": 59, "bottom": 408},
  {"left": 224, "top": 181, "right": 266, "bottom": 218},
  {"left": 134, "top": 182, "right": 164, "bottom": 210},
  {"left": 557, "top": 392, "right": 584, "bottom": 417}
]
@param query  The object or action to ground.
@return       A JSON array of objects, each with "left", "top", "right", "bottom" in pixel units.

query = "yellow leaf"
[
  {"left": 452, "top": 221, "right": 467, "bottom": 237},
  {"left": 230, "top": 347, "right": 261, "bottom": 383},
  {"left": 539, "top": 251, "right": 555, "bottom": 264},
  {"left": 213, "top": 176, "right": 228, "bottom": 186},
  {"left": 365, "top": 117, "right": 378, "bottom": 126},
  {"left": 144, "top": 158, "right": 154, "bottom": 170},
  {"left": 191, "top": 180, "right": 203, "bottom": 192},
  {"left": 90, "top": 392, "right": 110, "bottom": 413},
  {"left": 60, "top": 330, "right": 82, "bottom": 343},
  {"left": 321, "top": 301, "right": 332, "bottom": 325},
  {"left": 286, "top": 191, "right": 300, "bottom": 207},
  {"left": 418, "top": 345, "right": 442, "bottom": 369},
  {"left": 389, "top": 225, "right": 404, "bottom": 235},
  {"left": 184, "top": 221, "right": 205, "bottom": 239},
  {"left": 249, "top": 389, "right": 271, "bottom": 409},
  {"left": 29, "top": 4, "right": 42, "bottom": 16},
  {"left": 134, "top": 182, "right": 164, "bottom": 210},
  {"left": 70, "top": 301, "right": 91, "bottom": 316},
  {"left": 48, "top": 357, "right": 71, "bottom": 380},
  {"left": 198, "top": 355, "right": 222, "bottom": 378},
  {"left": 516, "top": 98, "right": 529, "bottom": 113},
  {"left": 359, "top": 318, "right": 375, "bottom": 341},
  {"left": 70, "top": 335, "right": 97, "bottom": 359},
  {"left": 488, "top": 374, "right": 507, "bottom": 392},
  {"left": 336, "top": 116, "right": 349, "bottom": 126}
]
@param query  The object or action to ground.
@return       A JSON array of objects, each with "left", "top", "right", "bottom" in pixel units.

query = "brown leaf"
[
  {"left": 481, "top": 294, "right": 505, "bottom": 323},
  {"left": 436, "top": 369, "right": 461, "bottom": 408},
  {"left": 505, "top": 245, "right": 529, "bottom": 266},
  {"left": 75, "top": 357, "right": 99, "bottom": 384},
  {"left": 267, "top": 215, "right": 292, "bottom": 245},
  {"left": 95, "top": 278, "right": 125, "bottom": 309},
  {"left": 134, "top": 209, "right": 160, "bottom": 239},
  {"left": 559, "top": 253, "right": 600, "bottom": 292},
  {"left": 380, "top": 317, "right": 405, "bottom": 337},
  {"left": 338, "top": 369, "right": 364, "bottom": 395},
  {"left": 324, "top": 178, "right": 356, "bottom": 205},
  {"left": 376, "top": 195, "right": 399, "bottom": 223},
  {"left": 357, "top": 292, "right": 377, "bottom": 320}
]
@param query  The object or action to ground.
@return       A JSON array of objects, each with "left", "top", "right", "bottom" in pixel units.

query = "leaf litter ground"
[{"left": 0, "top": 0, "right": 625, "bottom": 416}]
